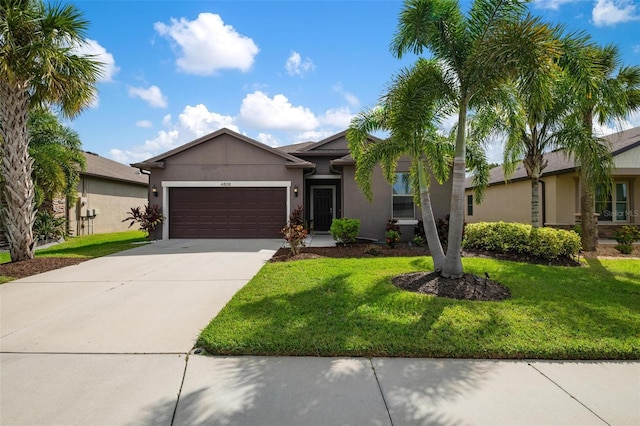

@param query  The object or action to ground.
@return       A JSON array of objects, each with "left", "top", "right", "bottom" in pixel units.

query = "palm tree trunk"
[
  {"left": 531, "top": 176, "right": 540, "bottom": 227},
  {"left": 442, "top": 103, "right": 467, "bottom": 278},
  {"left": 0, "top": 81, "right": 37, "bottom": 262},
  {"left": 580, "top": 179, "right": 598, "bottom": 251},
  {"left": 417, "top": 163, "right": 445, "bottom": 272}
]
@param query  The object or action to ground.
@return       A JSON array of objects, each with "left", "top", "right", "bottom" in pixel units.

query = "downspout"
[{"left": 541, "top": 180, "right": 546, "bottom": 227}]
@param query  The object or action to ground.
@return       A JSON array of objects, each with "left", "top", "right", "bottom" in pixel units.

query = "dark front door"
[{"left": 313, "top": 187, "right": 334, "bottom": 232}]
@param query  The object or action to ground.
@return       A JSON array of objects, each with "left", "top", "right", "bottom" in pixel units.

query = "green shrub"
[
  {"left": 615, "top": 243, "right": 634, "bottom": 254},
  {"left": 463, "top": 222, "right": 581, "bottom": 259},
  {"left": 329, "top": 218, "right": 360, "bottom": 245},
  {"left": 614, "top": 225, "right": 640, "bottom": 245},
  {"left": 412, "top": 235, "right": 425, "bottom": 247},
  {"left": 33, "top": 210, "right": 66, "bottom": 242},
  {"left": 385, "top": 230, "right": 401, "bottom": 248}
]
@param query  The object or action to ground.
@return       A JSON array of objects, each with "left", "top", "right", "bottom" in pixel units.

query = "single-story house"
[
  {"left": 0, "top": 151, "right": 148, "bottom": 247},
  {"left": 67, "top": 151, "right": 149, "bottom": 236},
  {"left": 464, "top": 126, "right": 640, "bottom": 237},
  {"left": 132, "top": 128, "right": 452, "bottom": 241}
]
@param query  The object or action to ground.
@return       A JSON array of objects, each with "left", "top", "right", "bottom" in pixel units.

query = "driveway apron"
[{"left": 1, "top": 239, "right": 280, "bottom": 425}]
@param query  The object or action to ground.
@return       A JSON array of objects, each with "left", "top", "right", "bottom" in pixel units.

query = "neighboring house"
[
  {"left": 67, "top": 152, "right": 149, "bottom": 236},
  {"left": 132, "top": 128, "right": 452, "bottom": 241},
  {"left": 0, "top": 151, "right": 149, "bottom": 247},
  {"left": 464, "top": 126, "right": 640, "bottom": 237}
]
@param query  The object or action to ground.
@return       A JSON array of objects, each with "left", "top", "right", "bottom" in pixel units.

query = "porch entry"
[{"left": 311, "top": 185, "right": 336, "bottom": 232}]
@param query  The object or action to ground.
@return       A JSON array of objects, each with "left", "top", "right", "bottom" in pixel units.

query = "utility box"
[
  {"left": 93, "top": 208, "right": 100, "bottom": 216},
  {"left": 78, "top": 197, "right": 88, "bottom": 217}
]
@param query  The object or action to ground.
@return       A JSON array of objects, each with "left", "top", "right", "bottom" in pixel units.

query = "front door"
[{"left": 313, "top": 187, "right": 334, "bottom": 232}]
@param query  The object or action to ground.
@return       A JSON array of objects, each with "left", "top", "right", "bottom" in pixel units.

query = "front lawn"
[
  {"left": 0, "top": 231, "right": 147, "bottom": 282},
  {"left": 198, "top": 256, "right": 640, "bottom": 359}
]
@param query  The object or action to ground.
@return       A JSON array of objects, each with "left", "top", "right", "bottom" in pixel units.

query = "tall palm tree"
[
  {"left": 0, "top": 0, "right": 102, "bottom": 261},
  {"left": 568, "top": 44, "right": 640, "bottom": 251},
  {"left": 392, "top": 0, "right": 561, "bottom": 277},
  {"left": 28, "top": 108, "right": 86, "bottom": 209},
  {"left": 469, "top": 33, "right": 615, "bottom": 230},
  {"left": 347, "top": 59, "right": 488, "bottom": 272}
]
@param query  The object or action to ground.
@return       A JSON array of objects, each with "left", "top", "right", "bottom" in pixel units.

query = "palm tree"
[
  {"left": 28, "top": 109, "right": 86, "bottom": 210},
  {"left": 568, "top": 44, "right": 640, "bottom": 251},
  {"left": 392, "top": 0, "right": 561, "bottom": 277},
  {"left": 347, "top": 59, "right": 488, "bottom": 272},
  {"left": 0, "top": 0, "right": 102, "bottom": 261},
  {"left": 468, "top": 33, "right": 615, "bottom": 230}
]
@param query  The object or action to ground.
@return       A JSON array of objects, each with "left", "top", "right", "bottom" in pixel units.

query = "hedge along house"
[
  {"left": 132, "top": 128, "right": 452, "bottom": 241},
  {"left": 464, "top": 126, "right": 640, "bottom": 237}
]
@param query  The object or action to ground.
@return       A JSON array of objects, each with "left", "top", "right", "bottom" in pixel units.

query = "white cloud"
[
  {"left": 136, "top": 120, "right": 153, "bottom": 128},
  {"left": 592, "top": 0, "right": 640, "bottom": 27},
  {"left": 285, "top": 51, "right": 315, "bottom": 76},
  {"left": 108, "top": 105, "right": 237, "bottom": 164},
  {"left": 296, "top": 130, "right": 335, "bottom": 142},
  {"left": 128, "top": 85, "right": 168, "bottom": 108},
  {"left": 256, "top": 132, "right": 279, "bottom": 147},
  {"left": 593, "top": 110, "right": 640, "bottom": 136},
  {"left": 178, "top": 104, "right": 238, "bottom": 137},
  {"left": 319, "top": 107, "right": 354, "bottom": 128},
  {"left": 333, "top": 82, "right": 360, "bottom": 107},
  {"left": 239, "top": 91, "right": 319, "bottom": 131},
  {"left": 533, "top": 0, "right": 579, "bottom": 10},
  {"left": 74, "top": 38, "right": 119, "bottom": 82},
  {"left": 154, "top": 13, "right": 259, "bottom": 75}
]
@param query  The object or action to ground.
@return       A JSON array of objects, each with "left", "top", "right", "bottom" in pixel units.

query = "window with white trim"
[
  {"left": 595, "top": 182, "right": 629, "bottom": 222},
  {"left": 392, "top": 172, "right": 414, "bottom": 219}
]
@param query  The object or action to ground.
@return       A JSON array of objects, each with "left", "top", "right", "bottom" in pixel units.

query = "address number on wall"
[{"left": 220, "top": 182, "right": 232, "bottom": 186}]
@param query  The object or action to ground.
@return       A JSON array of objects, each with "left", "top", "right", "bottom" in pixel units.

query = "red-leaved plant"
[
  {"left": 123, "top": 204, "right": 165, "bottom": 237},
  {"left": 281, "top": 205, "right": 308, "bottom": 255}
]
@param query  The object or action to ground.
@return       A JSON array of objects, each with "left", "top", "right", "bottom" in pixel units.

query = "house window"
[
  {"left": 595, "top": 182, "right": 628, "bottom": 222},
  {"left": 467, "top": 194, "right": 473, "bottom": 216},
  {"left": 392, "top": 172, "right": 414, "bottom": 219}
]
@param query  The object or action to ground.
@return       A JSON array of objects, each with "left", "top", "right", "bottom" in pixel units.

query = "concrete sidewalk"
[{"left": 2, "top": 238, "right": 639, "bottom": 425}]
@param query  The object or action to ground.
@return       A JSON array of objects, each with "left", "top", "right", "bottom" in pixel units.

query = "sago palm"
[
  {"left": 0, "top": 0, "right": 102, "bottom": 261},
  {"left": 392, "top": 0, "right": 561, "bottom": 277}
]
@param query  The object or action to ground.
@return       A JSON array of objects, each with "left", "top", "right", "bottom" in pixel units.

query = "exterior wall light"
[
  {"left": 152, "top": 185, "right": 158, "bottom": 197},
  {"left": 294, "top": 185, "right": 299, "bottom": 197}
]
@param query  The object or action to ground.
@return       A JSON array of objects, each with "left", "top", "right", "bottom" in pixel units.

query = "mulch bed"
[
  {"left": 0, "top": 257, "right": 87, "bottom": 280},
  {"left": 392, "top": 272, "right": 511, "bottom": 301}
]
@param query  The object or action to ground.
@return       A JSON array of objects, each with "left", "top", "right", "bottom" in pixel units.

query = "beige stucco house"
[
  {"left": 68, "top": 152, "right": 149, "bottom": 236},
  {"left": 464, "top": 126, "right": 640, "bottom": 237},
  {"left": 132, "top": 128, "right": 452, "bottom": 241}
]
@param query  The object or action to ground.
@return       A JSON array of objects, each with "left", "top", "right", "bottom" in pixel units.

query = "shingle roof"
[
  {"left": 83, "top": 152, "right": 149, "bottom": 185},
  {"left": 132, "top": 127, "right": 313, "bottom": 169},
  {"left": 465, "top": 126, "right": 640, "bottom": 188}
]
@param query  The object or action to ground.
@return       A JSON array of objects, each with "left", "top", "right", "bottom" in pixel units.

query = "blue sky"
[{"left": 66, "top": 0, "right": 640, "bottom": 165}]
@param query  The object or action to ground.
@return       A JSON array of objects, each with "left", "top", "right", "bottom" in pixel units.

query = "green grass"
[
  {"left": 0, "top": 231, "right": 148, "bottom": 280},
  {"left": 198, "top": 256, "right": 640, "bottom": 359}
]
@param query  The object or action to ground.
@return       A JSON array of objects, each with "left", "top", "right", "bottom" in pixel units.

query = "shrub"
[
  {"left": 122, "top": 204, "right": 165, "bottom": 237},
  {"left": 613, "top": 225, "right": 640, "bottom": 254},
  {"left": 33, "top": 210, "right": 66, "bottom": 242},
  {"left": 414, "top": 220, "right": 426, "bottom": 240},
  {"left": 330, "top": 218, "right": 360, "bottom": 245},
  {"left": 386, "top": 219, "right": 401, "bottom": 234},
  {"left": 435, "top": 214, "right": 466, "bottom": 246},
  {"left": 281, "top": 205, "right": 308, "bottom": 255},
  {"left": 463, "top": 222, "right": 581, "bottom": 260},
  {"left": 385, "top": 230, "right": 401, "bottom": 248},
  {"left": 412, "top": 235, "right": 425, "bottom": 247}
]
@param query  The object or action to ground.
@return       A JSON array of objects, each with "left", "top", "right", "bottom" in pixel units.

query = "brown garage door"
[{"left": 169, "top": 187, "right": 286, "bottom": 238}]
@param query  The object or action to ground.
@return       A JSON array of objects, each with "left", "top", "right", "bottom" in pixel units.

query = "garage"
[{"left": 168, "top": 187, "right": 287, "bottom": 238}]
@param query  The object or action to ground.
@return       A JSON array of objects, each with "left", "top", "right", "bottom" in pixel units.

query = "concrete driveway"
[{"left": 1, "top": 239, "right": 281, "bottom": 425}]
